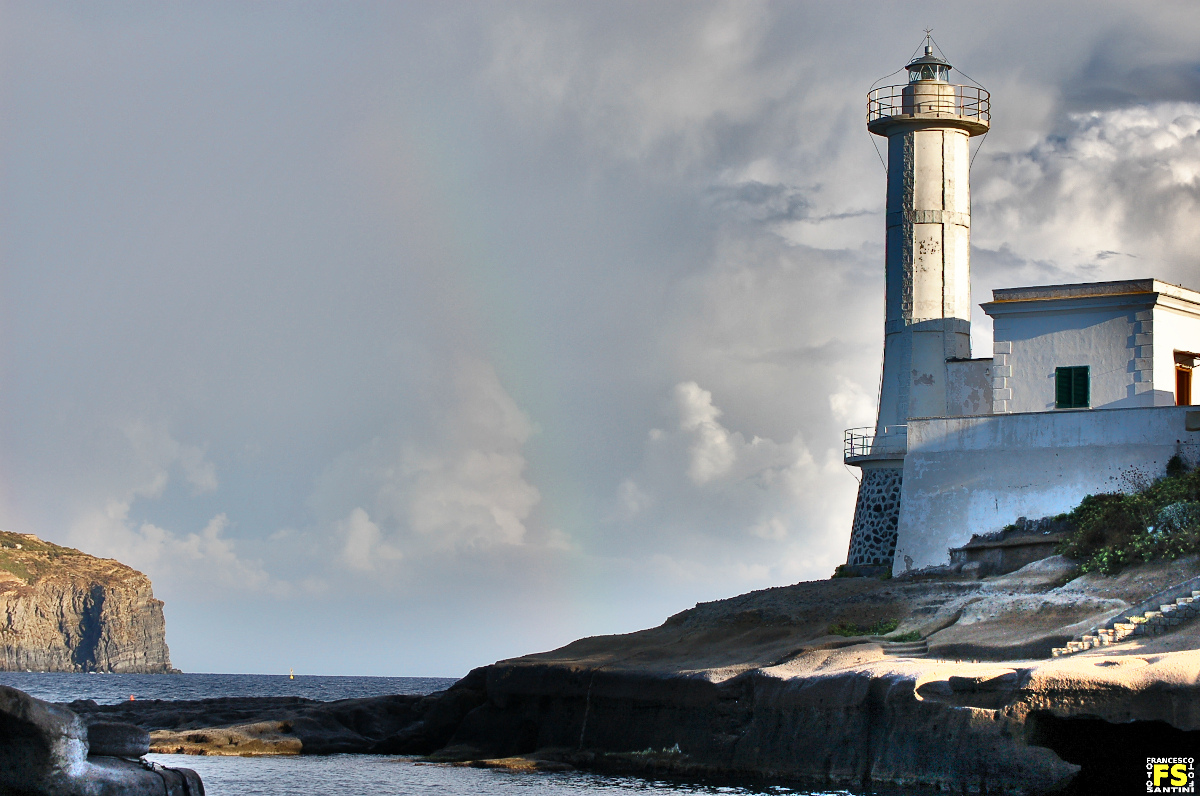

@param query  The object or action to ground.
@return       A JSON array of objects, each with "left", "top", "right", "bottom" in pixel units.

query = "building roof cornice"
[
  {"left": 982, "top": 278, "right": 1200, "bottom": 317},
  {"left": 989, "top": 278, "right": 1200, "bottom": 304}
]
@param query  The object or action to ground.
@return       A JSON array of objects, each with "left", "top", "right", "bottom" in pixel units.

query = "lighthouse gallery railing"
[
  {"left": 866, "top": 84, "right": 990, "bottom": 126},
  {"left": 844, "top": 426, "right": 907, "bottom": 463}
]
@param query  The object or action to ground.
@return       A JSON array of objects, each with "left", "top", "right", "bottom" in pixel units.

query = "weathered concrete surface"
[
  {"left": 0, "top": 685, "right": 202, "bottom": 795},
  {"left": 0, "top": 531, "right": 175, "bottom": 673},
  {"left": 894, "top": 405, "right": 1200, "bottom": 573}
]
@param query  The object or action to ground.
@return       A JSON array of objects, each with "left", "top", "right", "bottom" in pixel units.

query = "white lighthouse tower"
[{"left": 844, "top": 40, "right": 990, "bottom": 573}]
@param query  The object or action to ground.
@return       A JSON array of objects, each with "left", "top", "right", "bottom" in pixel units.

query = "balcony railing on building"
[{"left": 844, "top": 425, "right": 908, "bottom": 464}]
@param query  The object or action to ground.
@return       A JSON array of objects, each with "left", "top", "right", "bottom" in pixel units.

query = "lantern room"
[{"left": 906, "top": 45, "right": 951, "bottom": 82}]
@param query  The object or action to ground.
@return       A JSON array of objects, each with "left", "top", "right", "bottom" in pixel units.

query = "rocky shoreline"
[
  {"left": 0, "top": 685, "right": 202, "bottom": 795},
  {"left": 58, "top": 554, "right": 1200, "bottom": 794},
  {"left": 64, "top": 647, "right": 1200, "bottom": 793}
]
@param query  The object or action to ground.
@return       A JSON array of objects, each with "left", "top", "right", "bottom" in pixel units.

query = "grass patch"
[
  {"left": 886, "top": 630, "right": 923, "bottom": 643},
  {"left": 0, "top": 532, "right": 56, "bottom": 554},
  {"left": 830, "top": 564, "right": 892, "bottom": 580},
  {"left": 0, "top": 532, "right": 81, "bottom": 585},
  {"left": 828, "top": 618, "right": 900, "bottom": 637},
  {"left": 0, "top": 552, "right": 35, "bottom": 584},
  {"left": 1057, "top": 454, "right": 1200, "bottom": 575}
]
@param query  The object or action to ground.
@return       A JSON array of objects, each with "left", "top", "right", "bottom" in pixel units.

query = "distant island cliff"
[{"left": 0, "top": 530, "right": 175, "bottom": 673}]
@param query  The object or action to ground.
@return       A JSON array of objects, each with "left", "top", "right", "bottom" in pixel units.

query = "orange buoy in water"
[{"left": 129, "top": 695, "right": 135, "bottom": 701}]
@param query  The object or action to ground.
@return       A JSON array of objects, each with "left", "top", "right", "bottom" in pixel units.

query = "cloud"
[
  {"left": 708, "top": 179, "right": 812, "bottom": 224},
  {"left": 337, "top": 507, "right": 401, "bottom": 571},
  {"left": 312, "top": 356, "right": 545, "bottom": 567},
  {"left": 974, "top": 103, "right": 1200, "bottom": 284},
  {"left": 613, "top": 478, "right": 652, "bottom": 519},
  {"left": 120, "top": 420, "right": 218, "bottom": 499},
  {"left": 400, "top": 358, "right": 541, "bottom": 549},
  {"left": 828, "top": 374, "right": 877, "bottom": 430},
  {"left": 402, "top": 444, "right": 540, "bottom": 549},
  {"left": 638, "top": 379, "right": 831, "bottom": 537},
  {"left": 67, "top": 503, "right": 277, "bottom": 597},
  {"left": 57, "top": 422, "right": 276, "bottom": 598},
  {"left": 672, "top": 381, "right": 818, "bottom": 499},
  {"left": 675, "top": 381, "right": 736, "bottom": 484},
  {"left": 481, "top": 2, "right": 801, "bottom": 172},
  {"left": 178, "top": 446, "right": 219, "bottom": 495}
]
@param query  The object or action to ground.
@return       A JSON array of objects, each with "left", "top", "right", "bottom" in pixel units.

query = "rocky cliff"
[{"left": 0, "top": 531, "right": 175, "bottom": 673}]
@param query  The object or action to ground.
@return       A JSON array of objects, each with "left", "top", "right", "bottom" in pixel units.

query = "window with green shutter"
[{"left": 1055, "top": 366, "right": 1089, "bottom": 409}]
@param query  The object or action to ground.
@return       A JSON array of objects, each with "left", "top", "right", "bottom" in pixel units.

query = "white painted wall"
[
  {"left": 892, "top": 405, "right": 1200, "bottom": 573},
  {"left": 985, "top": 282, "right": 1200, "bottom": 414},
  {"left": 991, "top": 300, "right": 1145, "bottom": 413},
  {"left": 1151, "top": 302, "right": 1200, "bottom": 405}
]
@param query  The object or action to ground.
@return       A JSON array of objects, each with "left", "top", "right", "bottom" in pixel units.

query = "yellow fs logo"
[{"left": 1147, "top": 758, "right": 1195, "bottom": 793}]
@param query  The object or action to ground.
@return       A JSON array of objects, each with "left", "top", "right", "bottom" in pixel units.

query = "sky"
[{"left": 2, "top": 1, "right": 1200, "bottom": 676}]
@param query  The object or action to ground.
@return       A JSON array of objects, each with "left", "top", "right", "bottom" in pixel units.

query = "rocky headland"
[
  {"left": 70, "top": 554, "right": 1200, "bottom": 794},
  {"left": 0, "top": 531, "right": 175, "bottom": 673}
]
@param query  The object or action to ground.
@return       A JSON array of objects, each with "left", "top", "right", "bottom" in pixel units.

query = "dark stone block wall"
[{"left": 846, "top": 467, "right": 902, "bottom": 569}]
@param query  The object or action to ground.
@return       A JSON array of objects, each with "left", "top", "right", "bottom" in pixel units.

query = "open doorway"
[{"left": 1175, "top": 351, "right": 1198, "bottom": 406}]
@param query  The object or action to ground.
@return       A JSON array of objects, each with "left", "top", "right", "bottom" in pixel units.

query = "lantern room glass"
[{"left": 908, "top": 64, "right": 949, "bottom": 82}]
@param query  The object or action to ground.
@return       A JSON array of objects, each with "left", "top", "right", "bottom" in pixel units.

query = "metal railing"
[
  {"left": 866, "top": 84, "right": 990, "bottom": 126},
  {"left": 844, "top": 426, "right": 907, "bottom": 463}
]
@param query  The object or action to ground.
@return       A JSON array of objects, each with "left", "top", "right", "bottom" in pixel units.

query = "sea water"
[
  {"left": 1, "top": 672, "right": 875, "bottom": 796},
  {"left": 146, "top": 755, "right": 841, "bottom": 796},
  {"left": 0, "top": 671, "right": 457, "bottom": 704}
]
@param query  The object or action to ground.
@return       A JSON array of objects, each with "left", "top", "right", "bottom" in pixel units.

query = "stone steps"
[
  {"left": 882, "top": 639, "right": 929, "bottom": 658},
  {"left": 1052, "top": 588, "right": 1200, "bottom": 658}
]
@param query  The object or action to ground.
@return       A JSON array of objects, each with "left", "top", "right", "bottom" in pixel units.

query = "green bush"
[
  {"left": 828, "top": 618, "right": 900, "bottom": 637},
  {"left": 1058, "top": 492, "right": 1154, "bottom": 561},
  {"left": 1057, "top": 458, "right": 1200, "bottom": 574}
]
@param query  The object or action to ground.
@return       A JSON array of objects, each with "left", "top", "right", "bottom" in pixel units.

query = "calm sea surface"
[
  {"left": 144, "top": 755, "right": 855, "bottom": 796},
  {"left": 1, "top": 672, "right": 882, "bottom": 796},
  {"left": 0, "top": 671, "right": 457, "bottom": 704}
]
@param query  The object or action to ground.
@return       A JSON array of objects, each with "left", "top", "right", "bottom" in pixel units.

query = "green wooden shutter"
[
  {"left": 1072, "top": 366, "right": 1089, "bottom": 408},
  {"left": 1055, "top": 368, "right": 1070, "bottom": 408},
  {"left": 1055, "top": 366, "right": 1089, "bottom": 408}
]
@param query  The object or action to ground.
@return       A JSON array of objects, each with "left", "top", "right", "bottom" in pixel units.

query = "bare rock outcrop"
[
  {"left": 70, "top": 686, "right": 486, "bottom": 756},
  {"left": 0, "top": 531, "right": 174, "bottom": 673},
  {"left": 0, "top": 685, "right": 203, "bottom": 795}
]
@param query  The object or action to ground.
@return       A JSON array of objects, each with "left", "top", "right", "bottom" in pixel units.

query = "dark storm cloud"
[{"left": 1063, "top": 32, "right": 1200, "bottom": 110}]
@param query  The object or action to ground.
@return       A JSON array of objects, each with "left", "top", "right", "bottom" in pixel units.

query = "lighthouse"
[
  {"left": 843, "top": 40, "right": 990, "bottom": 573},
  {"left": 835, "top": 41, "right": 1200, "bottom": 579}
]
